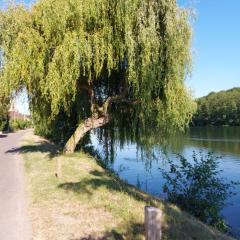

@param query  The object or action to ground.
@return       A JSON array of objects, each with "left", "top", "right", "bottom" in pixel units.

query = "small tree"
[
  {"left": 0, "top": 95, "right": 9, "bottom": 132},
  {"left": 162, "top": 152, "right": 238, "bottom": 232},
  {"left": 0, "top": 0, "right": 196, "bottom": 152}
]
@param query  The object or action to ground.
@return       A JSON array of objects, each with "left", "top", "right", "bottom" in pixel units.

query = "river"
[{"left": 91, "top": 126, "right": 240, "bottom": 238}]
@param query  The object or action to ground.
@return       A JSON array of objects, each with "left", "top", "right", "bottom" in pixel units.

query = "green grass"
[{"left": 21, "top": 131, "right": 233, "bottom": 240}]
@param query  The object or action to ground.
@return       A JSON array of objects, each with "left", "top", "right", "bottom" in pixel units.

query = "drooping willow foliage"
[{"left": 0, "top": 0, "right": 196, "bottom": 150}]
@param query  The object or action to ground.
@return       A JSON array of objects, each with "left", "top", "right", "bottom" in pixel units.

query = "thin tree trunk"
[{"left": 63, "top": 115, "right": 110, "bottom": 153}]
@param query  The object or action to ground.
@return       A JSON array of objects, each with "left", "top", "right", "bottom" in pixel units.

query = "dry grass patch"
[{"left": 21, "top": 131, "right": 233, "bottom": 240}]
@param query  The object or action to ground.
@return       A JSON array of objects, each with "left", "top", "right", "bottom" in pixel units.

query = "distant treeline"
[{"left": 192, "top": 88, "right": 240, "bottom": 126}]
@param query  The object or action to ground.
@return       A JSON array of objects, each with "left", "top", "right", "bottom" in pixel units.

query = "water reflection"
[{"left": 165, "top": 126, "right": 236, "bottom": 152}]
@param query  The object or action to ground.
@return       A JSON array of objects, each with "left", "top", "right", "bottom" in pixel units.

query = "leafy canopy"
[
  {"left": 193, "top": 88, "right": 240, "bottom": 126},
  {"left": 0, "top": 0, "right": 196, "bottom": 142}
]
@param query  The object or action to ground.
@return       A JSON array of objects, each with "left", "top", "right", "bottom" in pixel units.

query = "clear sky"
[
  {"left": 0, "top": 0, "right": 240, "bottom": 113},
  {"left": 178, "top": 0, "right": 240, "bottom": 97}
]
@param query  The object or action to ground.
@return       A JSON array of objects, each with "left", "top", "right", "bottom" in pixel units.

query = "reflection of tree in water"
[
  {"left": 96, "top": 125, "right": 116, "bottom": 167},
  {"left": 169, "top": 127, "right": 240, "bottom": 157},
  {"left": 91, "top": 114, "right": 169, "bottom": 170},
  {"left": 83, "top": 125, "right": 240, "bottom": 172}
]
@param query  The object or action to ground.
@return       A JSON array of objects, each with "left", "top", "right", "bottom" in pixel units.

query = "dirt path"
[{"left": 0, "top": 130, "right": 32, "bottom": 240}]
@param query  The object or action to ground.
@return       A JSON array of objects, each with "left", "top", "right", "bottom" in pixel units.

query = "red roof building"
[{"left": 8, "top": 98, "right": 30, "bottom": 121}]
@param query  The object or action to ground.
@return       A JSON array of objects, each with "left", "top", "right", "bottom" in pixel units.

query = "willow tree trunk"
[{"left": 63, "top": 115, "right": 110, "bottom": 153}]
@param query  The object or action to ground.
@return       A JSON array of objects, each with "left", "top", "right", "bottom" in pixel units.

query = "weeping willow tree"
[{"left": 0, "top": 0, "right": 196, "bottom": 153}]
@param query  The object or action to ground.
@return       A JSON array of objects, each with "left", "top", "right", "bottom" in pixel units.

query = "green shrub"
[
  {"left": 162, "top": 151, "right": 238, "bottom": 233},
  {"left": 10, "top": 119, "right": 31, "bottom": 131},
  {"left": 0, "top": 104, "right": 9, "bottom": 132},
  {"left": 0, "top": 120, "right": 7, "bottom": 132}
]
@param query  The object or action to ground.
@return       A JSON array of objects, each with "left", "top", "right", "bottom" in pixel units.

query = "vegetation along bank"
[
  {"left": 22, "top": 131, "right": 232, "bottom": 240},
  {"left": 193, "top": 88, "right": 240, "bottom": 126}
]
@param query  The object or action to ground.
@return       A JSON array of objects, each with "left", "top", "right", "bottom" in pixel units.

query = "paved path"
[{"left": 0, "top": 130, "right": 32, "bottom": 240}]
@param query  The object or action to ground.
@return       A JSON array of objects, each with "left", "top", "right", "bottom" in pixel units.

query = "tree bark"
[
  {"left": 63, "top": 92, "right": 136, "bottom": 154},
  {"left": 63, "top": 115, "right": 110, "bottom": 153}
]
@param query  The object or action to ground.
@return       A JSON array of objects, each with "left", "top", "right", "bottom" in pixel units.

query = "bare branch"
[{"left": 98, "top": 95, "right": 139, "bottom": 115}]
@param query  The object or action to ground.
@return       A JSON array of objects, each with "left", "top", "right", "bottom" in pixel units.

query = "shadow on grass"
[
  {"left": 58, "top": 169, "right": 157, "bottom": 206},
  {"left": 58, "top": 170, "right": 154, "bottom": 239},
  {"left": 58, "top": 169, "right": 228, "bottom": 240},
  {"left": 5, "top": 140, "right": 59, "bottom": 159},
  {"left": 71, "top": 222, "right": 143, "bottom": 240}
]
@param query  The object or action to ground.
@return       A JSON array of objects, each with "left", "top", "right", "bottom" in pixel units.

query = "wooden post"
[
  {"left": 145, "top": 206, "right": 162, "bottom": 240},
  {"left": 55, "top": 158, "right": 62, "bottom": 178}
]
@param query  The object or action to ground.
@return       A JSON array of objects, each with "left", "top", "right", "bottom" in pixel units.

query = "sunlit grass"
[{"left": 22, "top": 131, "right": 233, "bottom": 240}]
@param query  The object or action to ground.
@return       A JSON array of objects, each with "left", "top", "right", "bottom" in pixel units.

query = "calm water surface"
[{"left": 91, "top": 127, "right": 240, "bottom": 238}]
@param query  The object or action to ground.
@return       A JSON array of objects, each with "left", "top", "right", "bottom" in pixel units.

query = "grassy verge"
[{"left": 21, "top": 131, "right": 233, "bottom": 240}]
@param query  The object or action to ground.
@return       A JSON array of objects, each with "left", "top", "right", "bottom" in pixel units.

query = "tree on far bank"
[
  {"left": 193, "top": 88, "right": 240, "bottom": 126},
  {"left": 0, "top": 0, "right": 196, "bottom": 152}
]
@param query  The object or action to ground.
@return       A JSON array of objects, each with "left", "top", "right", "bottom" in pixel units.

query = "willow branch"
[{"left": 98, "top": 95, "right": 139, "bottom": 115}]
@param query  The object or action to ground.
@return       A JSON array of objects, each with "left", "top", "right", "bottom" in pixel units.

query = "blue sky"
[
  {"left": 178, "top": 0, "right": 240, "bottom": 97},
  {"left": 0, "top": 0, "right": 34, "bottom": 8},
  {"left": 1, "top": 0, "right": 240, "bottom": 113}
]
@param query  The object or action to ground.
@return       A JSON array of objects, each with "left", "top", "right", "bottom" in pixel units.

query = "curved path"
[{"left": 0, "top": 130, "right": 31, "bottom": 240}]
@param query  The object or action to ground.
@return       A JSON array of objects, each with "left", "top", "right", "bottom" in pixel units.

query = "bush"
[
  {"left": 162, "top": 151, "right": 238, "bottom": 232},
  {"left": 0, "top": 105, "right": 9, "bottom": 132},
  {"left": 0, "top": 119, "right": 8, "bottom": 132},
  {"left": 10, "top": 119, "right": 31, "bottom": 131}
]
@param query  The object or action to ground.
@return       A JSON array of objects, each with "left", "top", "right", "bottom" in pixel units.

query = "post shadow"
[{"left": 0, "top": 133, "right": 8, "bottom": 138}]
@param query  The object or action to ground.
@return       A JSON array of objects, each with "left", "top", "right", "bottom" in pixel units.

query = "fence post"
[
  {"left": 55, "top": 158, "right": 62, "bottom": 178},
  {"left": 145, "top": 206, "right": 162, "bottom": 240}
]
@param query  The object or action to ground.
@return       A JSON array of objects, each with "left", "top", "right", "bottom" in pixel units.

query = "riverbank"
[{"left": 21, "top": 131, "right": 233, "bottom": 239}]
